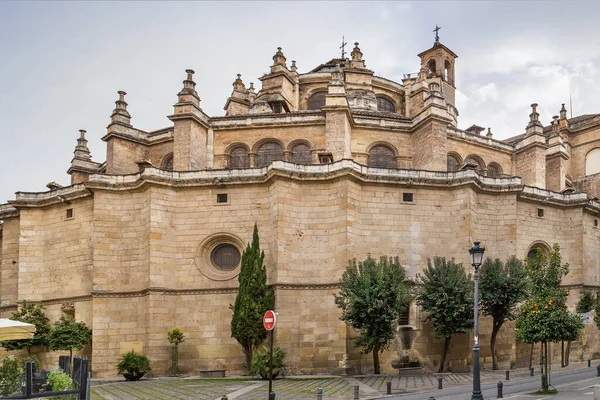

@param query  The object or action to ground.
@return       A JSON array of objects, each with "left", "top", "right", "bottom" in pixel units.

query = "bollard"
[
  {"left": 597, "top": 365, "right": 600, "bottom": 377},
  {"left": 317, "top": 387, "right": 323, "bottom": 400},
  {"left": 589, "top": 359, "right": 592, "bottom": 368},
  {"left": 530, "top": 367, "right": 534, "bottom": 376},
  {"left": 354, "top": 383, "right": 359, "bottom": 399},
  {"left": 437, "top": 376, "right": 443, "bottom": 389},
  {"left": 386, "top": 379, "right": 392, "bottom": 394},
  {"left": 497, "top": 381, "right": 503, "bottom": 398},
  {"left": 269, "top": 392, "right": 276, "bottom": 400},
  {"left": 505, "top": 370, "right": 510, "bottom": 380},
  {"left": 221, "top": 397, "right": 227, "bottom": 400}
]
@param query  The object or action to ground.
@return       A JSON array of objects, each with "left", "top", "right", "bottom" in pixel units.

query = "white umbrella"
[{"left": 0, "top": 318, "right": 36, "bottom": 340}]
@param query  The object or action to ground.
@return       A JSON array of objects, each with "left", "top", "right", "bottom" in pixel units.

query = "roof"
[
  {"left": 310, "top": 58, "right": 347, "bottom": 73},
  {"left": 502, "top": 113, "right": 600, "bottom": 144}
]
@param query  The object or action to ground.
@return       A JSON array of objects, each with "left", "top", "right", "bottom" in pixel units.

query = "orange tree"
[{"left": 515, "top": 244, "right": 583, "bottom": 391}]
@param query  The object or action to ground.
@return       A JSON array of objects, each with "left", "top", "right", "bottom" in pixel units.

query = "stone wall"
[{"left": 1, "top": 217, "right": 19, "bottom": 307}]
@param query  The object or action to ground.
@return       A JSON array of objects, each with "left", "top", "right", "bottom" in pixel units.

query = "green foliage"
[
  {"left": 167, "top": 328, "right": 185, "bottom": 347},
  {"left": 515, "top": 244, "right": 584, "bottom": 391},
  {"left": 1, "top": 300, "right": 51, "bottom": 354},
  {"left": 250, "top": 346, "right": 286, "bottom": 379},
  {"left": 0, "top": 356, "right": 22, "bottom": 397},
  {"left": 48, "top": 316, "right": 92, "bottom": 359},
  {"left": 416, "top": 257, "right": 473, "bottom": 338},
  {"left": 116, "top": 350, "right": 152, "bottom": 376},
  {"left": 516, "top": 244, "right": 583, "bottom": 344},
  {"left": 416, "top": 257, "right": 473, "bottom": 372},
  {"left": 20, "top": 355, "right": 40, "bottom": 373},
  {"left": 594, "top": 295, "right": 600, "bottom": 330},
  {"left": 46, "top": 366, "right": 75, "bottom": 400},
  {"left": 576, "top": 290, "right": 596, "bottom": 314},
  {"left": 334, "top": 255, "right": 408, "bottom": 374},
  {"left": 479, "top": 256, "right": 528, "bottom": 369},
  {"left": 230, "top": 224, "right": 275, "bottom": 369}
]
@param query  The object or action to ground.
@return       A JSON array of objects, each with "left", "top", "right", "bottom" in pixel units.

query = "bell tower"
[{"left": 416, "top": 26, "right": 458, "bottom": 111}]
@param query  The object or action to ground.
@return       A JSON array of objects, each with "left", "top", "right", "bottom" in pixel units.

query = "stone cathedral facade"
[{"left": 2, "top": 38, "right": 600, "bottom": 377}]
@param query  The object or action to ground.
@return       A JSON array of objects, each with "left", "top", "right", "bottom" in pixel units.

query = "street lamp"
[{"left": 469, "top": 241, "right": 485, "bottom": 400}]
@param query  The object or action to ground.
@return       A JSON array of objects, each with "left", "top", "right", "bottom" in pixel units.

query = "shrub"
[
  {"left": 167, "top": 328, "right": 185, "bottom": 346},
  {"left": 116, "top": 350, "right": 151, "bottom": 377},
  {"left": 20, "top": 355, "right": 40, "bottom": 373},
  {"left": 576, "top": 290, "right": 596, "bottom": 313},
  {"left": 0, "top": 356, "right": 22, "bottom": 397},
  {"left": 250, "top": 346, "right": 286, "bottom": 379},
  {"left": 46, "top": 366, "right": 74, "bottom": 400}
]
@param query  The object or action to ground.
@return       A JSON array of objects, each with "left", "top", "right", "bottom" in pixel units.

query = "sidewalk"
[{"left": 89, "top": 359, "right": 600, "bottom": 400}]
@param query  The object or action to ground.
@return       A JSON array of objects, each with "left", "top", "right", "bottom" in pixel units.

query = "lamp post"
[{"left": 469, "top": 241, "right": 485, "bottom": 400}]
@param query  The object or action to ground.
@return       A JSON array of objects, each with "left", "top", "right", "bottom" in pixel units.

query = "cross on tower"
[
  {"left": 340, "top": 36, "right": 348, "bottom": 59},
  {"left": 433, "top": 25, "right": 441, "bottom": 43}
]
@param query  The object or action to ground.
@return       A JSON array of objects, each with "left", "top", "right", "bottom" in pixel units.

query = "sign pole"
[
  {"left": 268, "top": 328, "right": 274, "bottom": 395},
  {"left": 263, "top": 310, "right": 277, "bottom": 400}
]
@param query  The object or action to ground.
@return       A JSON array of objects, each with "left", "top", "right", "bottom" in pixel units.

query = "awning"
[{"left": 0, "top": 319, "right": 36, "bottom": 340}]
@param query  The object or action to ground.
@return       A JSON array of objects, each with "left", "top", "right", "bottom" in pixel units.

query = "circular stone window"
[
  {"left": 211, "top": 243, "right": 241, "bottom": 271},
  {"left": 196, "top": 233, "right": 245, "bottom": 281}
]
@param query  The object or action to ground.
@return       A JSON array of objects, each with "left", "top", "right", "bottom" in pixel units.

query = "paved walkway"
[{"left": 90, "top": 360, "right": 600, "bottom": 400}]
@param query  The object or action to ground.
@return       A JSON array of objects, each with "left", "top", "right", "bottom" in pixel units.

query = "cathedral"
[{"left": 1, "top": 35, "right": 600, "bottom": 377}]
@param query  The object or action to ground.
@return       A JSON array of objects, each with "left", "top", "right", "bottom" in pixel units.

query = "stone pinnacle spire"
[
  {"left": 73, "top": 129, "right": 91, "bottom": 161},
  {"left": 110, "top": 90, "right": 131, "bottom": 125},
  {"left": 232, "top": 74, "right": 245, "bottom": 92},
  {"left": 176, "top": 69, "right": 201, "bottom": 108},
  {"left": 526, "top": 103, "right": 543, "bottom": 135}
]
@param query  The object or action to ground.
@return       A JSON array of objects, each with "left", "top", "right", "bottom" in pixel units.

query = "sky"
[{"left": 1, "top": 1, "right": 600, "bottom": 204}]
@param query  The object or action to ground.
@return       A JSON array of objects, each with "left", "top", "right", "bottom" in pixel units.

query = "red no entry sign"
[{"left": 263, "top": 310, "right": 276, "bottom": 331}]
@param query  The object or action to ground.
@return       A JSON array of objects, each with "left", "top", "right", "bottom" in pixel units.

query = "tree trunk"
[
  {"left": 439, "top": 336, "right": 451, "bottom": 373},
  {"left": 561, "top": 341, "right": 564, "bottom": 367},
  {"left": 565, "top": 341, "right": 572, "bottom": 367},
  {"left": 528, "top": 343, "right": 534, "bottom": 370},
  {"left": 373, "top": 344, "right": 381, "bottom": 375},
  {"left": 490, "top": 320, "right": 503, "bottom": 370},
  {"left": 243, "top": 343, "right": 253, "bottom": 371}
]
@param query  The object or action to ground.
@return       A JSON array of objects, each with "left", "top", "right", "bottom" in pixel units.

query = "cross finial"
[
  {"left": 433, "top": 25, "right": 442, "bottom": 43},
  {"left": 340, "top": 36, "right": 348, "bottom": 59}
]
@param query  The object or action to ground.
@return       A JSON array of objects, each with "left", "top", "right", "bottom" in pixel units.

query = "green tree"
[
  {"left": 479, "top": 256, "right": 528, "bottom": 370},
  {"left": 416, "top": 257, "right": 473, "bottom": 373},
  {"left": 334, "top": 256, "right": 408, "bottom": 374},
  {"left": 576, "top": 290, "right": 596, "bottom": 313},
  {"left": 1, "top": 301, "right": 51, "bottom": 355},
  {"left": 515, "top": 244, "right": 584, "bottom": 391},
  {"left": 230, "top": 224, "right": 275, "bottom": 370},
  {"left": 167, "top": 328, "right": 185, "bottom": 376},
  {"left": 47, "top": 316, "right": 92, "bottom": 364}
]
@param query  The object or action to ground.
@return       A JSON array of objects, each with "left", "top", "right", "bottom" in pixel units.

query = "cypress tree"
[{"left": 230, "top": 224, "right": 275, "bottom": 369}]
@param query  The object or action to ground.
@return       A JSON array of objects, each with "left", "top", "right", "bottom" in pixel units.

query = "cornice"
[
  {"left": 0, "top": 204, "right": 19, "bottom": 218},
  {"left": 447, "top": 127, "right": 515, "bottom": 154},
  {"left": 10, "top": 185, "right": 92, "bottom": 208}
]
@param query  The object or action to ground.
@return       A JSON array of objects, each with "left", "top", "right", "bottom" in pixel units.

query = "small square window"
[
  {"left": 66, "top": 209, "right": 73, "bottom": 219},
  {"left": 403, "top": 193, "right": 413, "bottom": 202},
  {"left": 537, "top": 208, "right": 544, "bottom": 218},
  {"left": 318, "top": 153, "right": 333, "bottom": 164},
  {"left": 216, "top": 194, "right": 228, "bottom": 203}
]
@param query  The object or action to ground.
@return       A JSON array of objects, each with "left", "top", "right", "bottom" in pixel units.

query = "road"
[{"left": 386, "top": 367, "right": 600, "bottom": 400}]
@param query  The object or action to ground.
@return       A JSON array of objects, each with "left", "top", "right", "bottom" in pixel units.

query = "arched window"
[
  {"left": 487, "top": 163, "right": 502, "bottom": 178},
  {"left": 256, "top": 142, "right": 284, "bottom": 167},
  {"left": 368, "top": 145, "right": 396, "bottom": 168},
  {"left": 291, "top": 143, "right": 312, "bottom": 165},
  {"left": 585, "top": 148, "right": 600, "bottom": 175},
  {"left": 444, "top": 60, "right": 452, "bottom": 82},
  {"left": 447, "top": 154, "right": 461, "bottom": 172},
  {"left": 527, "top": 243, "right": 550, "bottom": 262},
  {"left": 161, "top": 153, "right": 174, "bottom": 171},
  {"left": 464, "top": 156, "right": 485, "bottom": 173},
  {"left": 377, "top": 97, "right": 395, "bottom": 113},
  {"left": 428, "top": 59, "right": 437, "bottom": 74},
  {"left": 229, "top": 146, "right": 250, "bottom": 169},
  {"left": 307, "top": 92, "right": 326, "bottom": 110}
]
